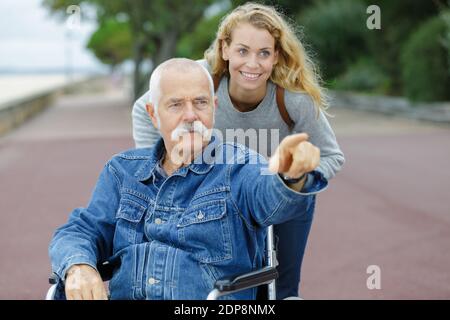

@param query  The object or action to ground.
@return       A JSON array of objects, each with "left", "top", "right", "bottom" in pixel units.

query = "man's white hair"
[{"left": 148, "top": 58, "right": 215, "bottom": 115}]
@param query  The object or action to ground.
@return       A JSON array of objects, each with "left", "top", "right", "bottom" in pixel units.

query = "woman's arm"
[{"left": 286, "top": 92, "right": 345, "bottom": 180}]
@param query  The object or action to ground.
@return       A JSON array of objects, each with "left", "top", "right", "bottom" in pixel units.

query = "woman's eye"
[
  {"left": 260, "top": 50, "right": 270, "bottom": 57},
  {"left": 238, "top": 48, "right": 247, "bottom": 55}
]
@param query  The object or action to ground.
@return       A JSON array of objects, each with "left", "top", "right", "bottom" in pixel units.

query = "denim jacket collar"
[{"left": 134, "top": 133, "right": 221, "bottom": 182}]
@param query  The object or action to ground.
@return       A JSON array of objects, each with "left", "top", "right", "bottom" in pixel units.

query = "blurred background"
[{"left": 0, "top": 0, "right": 449, "bottom": 299}]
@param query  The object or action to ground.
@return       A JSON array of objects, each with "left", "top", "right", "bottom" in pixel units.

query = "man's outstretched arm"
[{"left": 230, "top": 133, "right": 328, "bottom": 227}]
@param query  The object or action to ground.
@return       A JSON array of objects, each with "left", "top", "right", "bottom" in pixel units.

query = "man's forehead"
[
  {"left": 159, "top": 69, "right": 210, "bottom": 99},
  {"left": 161, "top": 90, "right": 211, "bottom": 103},
  {"left": 160, "top": 66, "right": 207, "bottom": 82}
]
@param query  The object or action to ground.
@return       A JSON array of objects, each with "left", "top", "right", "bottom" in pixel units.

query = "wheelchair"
[{"left": 46, "top": 225, "right": 283, "bottom": 300}]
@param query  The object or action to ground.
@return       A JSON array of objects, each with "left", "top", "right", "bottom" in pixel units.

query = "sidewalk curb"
[
  {"left": 329, "top": 90, "right": 450, "bottom": 125},
  {"left": 0, "top": 76, "right": 104, "bottom": 137}
]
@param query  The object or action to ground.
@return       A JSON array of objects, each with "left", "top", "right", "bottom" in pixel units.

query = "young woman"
[{"left": 131, "top": 2, "right": 344, "bottom": 299}]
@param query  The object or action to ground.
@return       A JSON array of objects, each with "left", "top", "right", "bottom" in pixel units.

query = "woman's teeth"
[{"left": 240, "top": 71, "right": 260, "bottom": 80}]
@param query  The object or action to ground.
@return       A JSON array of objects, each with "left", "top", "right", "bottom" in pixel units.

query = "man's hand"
[
  {"left": 268, "top": 133, "right": 320, "bottom": 186},
  {"left": 65, "top": 264, "right": 108, "bottom": 300}
]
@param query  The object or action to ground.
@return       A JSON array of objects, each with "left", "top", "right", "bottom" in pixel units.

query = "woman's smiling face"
[{"left": 222, "top": 22, "right": 279, "bottom": 93}]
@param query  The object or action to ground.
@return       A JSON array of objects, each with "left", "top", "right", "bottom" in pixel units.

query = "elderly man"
[{"left": 49, "top": 58, "right": 327, "bottom": 300}]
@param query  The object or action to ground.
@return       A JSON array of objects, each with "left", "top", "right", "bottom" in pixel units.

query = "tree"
[
  {"left": 87, "top": 19, "right": 132, "bottom": 71},
  {"left": 43, "top": 0, "right": 216, "bottom": 99},
  {"left": 230, "top": 0, "right": 314, "bottom": 16},
  {"left": 176, "top": 12, "right": 225, "bottom": 60}
]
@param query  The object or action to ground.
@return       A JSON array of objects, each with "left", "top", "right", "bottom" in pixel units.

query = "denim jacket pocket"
[
  {"left": 114, "top": 194, "right": 148, "bottom": 251},
  {"left": 177, "top": 200, "right": 232, "bottom": 263},
  {"left": 190, "top": 186, "right": 230, "bottom": 206},
  {"left": 117, "top": 199, "right": 146, "bottom": 222}
]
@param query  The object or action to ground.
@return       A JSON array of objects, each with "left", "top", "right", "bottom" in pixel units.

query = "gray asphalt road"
[{"left": 0, "top": 89, "right": 449, "bottom": 299}]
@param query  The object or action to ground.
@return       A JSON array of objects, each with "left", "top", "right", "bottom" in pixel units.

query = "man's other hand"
[{"left": 65, "top": 264, "right": 108, "bottom": 300}]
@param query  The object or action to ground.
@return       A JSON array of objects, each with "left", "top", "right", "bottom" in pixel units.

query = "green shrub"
[
  {"left": 362, "top": 0, "right": 442, "bottom": 94},
  {"left": 333, "top": 58, "right": 390, "bottom": 93},
  {"left": 401, "top": 13, "right": 450, "bottom": 102},
  {"left": 441, "top": 11, "right": 450, "bottom": 81},
  {"left": 298, "top": 0, "right": 369, "bottom": 80}
]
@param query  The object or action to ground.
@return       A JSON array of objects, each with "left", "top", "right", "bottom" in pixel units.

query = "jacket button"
[
  {"left": 197, "top": 211, "right": 204, "bottom": 220},
  {"left": 148, "top": 277, "right": 157, "bottom": 285},
  {"left": 155, "top": 218, "right": 162, "bottom": 225}
]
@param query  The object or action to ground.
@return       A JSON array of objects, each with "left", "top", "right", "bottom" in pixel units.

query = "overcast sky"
[{"left": 0, "top": 0, "right": 106, "bottom": 73}]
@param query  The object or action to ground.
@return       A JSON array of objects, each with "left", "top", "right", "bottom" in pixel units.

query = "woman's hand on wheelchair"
[{"left": 65, "top": 264, "right": 108, "bottom": 300}]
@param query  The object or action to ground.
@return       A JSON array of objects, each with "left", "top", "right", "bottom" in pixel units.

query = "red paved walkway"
[
  {"left": 0, "top": 86, "right": 133, "bottom": 299},
  {"left": 302, "top": 109, "right": 450, "bottom": 299},
  {"left": 1, "top": 90, "right": 449, "bottom": 299}
]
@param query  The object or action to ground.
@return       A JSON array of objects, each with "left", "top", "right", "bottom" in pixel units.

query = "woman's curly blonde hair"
[{"left": 205, "top": 2, "right": 329, "bottom": 114}]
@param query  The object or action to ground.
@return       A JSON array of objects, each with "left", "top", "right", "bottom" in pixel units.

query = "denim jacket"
[{"left": 49, "top": 136, "right": 327, "bottom": 300}]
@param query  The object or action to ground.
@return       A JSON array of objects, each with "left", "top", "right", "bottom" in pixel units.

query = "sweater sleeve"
[
  {"left": 285, "top": 91, "right": 345, "bottom": 180},
  {"left": 132, "top": 90, "right": 161, "bottom": 148}
]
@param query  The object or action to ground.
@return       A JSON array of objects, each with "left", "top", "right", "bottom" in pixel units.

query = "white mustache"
[{"left": 170, "top": 121, "right": 210, "bottom": 141}]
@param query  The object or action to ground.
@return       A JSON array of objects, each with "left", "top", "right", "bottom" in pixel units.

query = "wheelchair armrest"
[
  {"left": 49, "top": 272, "right": 58, "bottom": 285},
  {"left": 214, "top": 266, "right": 278, "bottom": 292}
]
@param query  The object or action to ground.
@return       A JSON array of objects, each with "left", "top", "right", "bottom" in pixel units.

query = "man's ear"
[
  {"left": 146, "top": 103, "right": 159, "bottom": 129},
  {"left": 221, "top": 41, "right": 230, "bottom": 61}
]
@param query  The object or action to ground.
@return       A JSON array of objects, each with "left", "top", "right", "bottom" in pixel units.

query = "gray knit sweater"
[{"left": 132, "top": 60, "right": 344, "bottom": 180}]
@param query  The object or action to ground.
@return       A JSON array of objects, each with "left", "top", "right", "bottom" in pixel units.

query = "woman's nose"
[{"left": 246, "top": 54, "right": 259, "bottom": 68}]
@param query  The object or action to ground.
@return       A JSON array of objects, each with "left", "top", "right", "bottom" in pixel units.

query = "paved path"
[
  {"left": 302, "top": 108, "right": 450, "bottom": 299},
  {"left": 0, "top": 91, "right": 449, "bottom": 299},
  {"left": 0, "top": 84, "right": 133, "bottom": 299}
]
